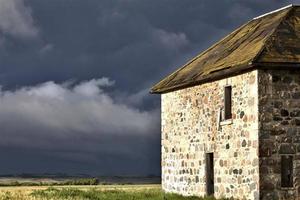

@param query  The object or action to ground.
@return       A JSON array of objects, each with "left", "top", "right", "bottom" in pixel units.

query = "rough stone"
[
  {"left": 161, "top": 69, "right": 300, "bottom": 200},
  {"left": 292, "top": 92, "right": 300, "bottom": 99},
  {"left": 291, "top": 118, "right": 300, "bottom": 126},
  {"left": 290, "top": 110, "right": 300, "bottom": 117},
  {"left": 280, "top": 109, "right": 289, "bottom": 117},
  {"left": 161, "top": 71, "right": 259, "bottom": 199},
  {"left": 279, "top": 144, "right": 296, "bottom": 154}
]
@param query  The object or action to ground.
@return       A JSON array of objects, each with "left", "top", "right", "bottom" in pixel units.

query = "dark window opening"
[
  {"left": 224, "top": 86, "right": 232, "bottom": 120},
  {"left": 206, "top": 153, "right": 214, "bottom": 196},
  {"left": 281, "top": 155, "right": 293, "bottom": 187}
]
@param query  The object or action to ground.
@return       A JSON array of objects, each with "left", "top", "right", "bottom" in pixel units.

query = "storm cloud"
[
  {"left": 0, "top": 0, "right": 299, "bottom": 175},
  {"left": 0, "top": 78, "right": 160, "bottom": 175}
]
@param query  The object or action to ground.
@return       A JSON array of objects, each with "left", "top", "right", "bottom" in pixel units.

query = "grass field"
[{"left": 0, "top": 185, "right": 230, "bottom": 200}]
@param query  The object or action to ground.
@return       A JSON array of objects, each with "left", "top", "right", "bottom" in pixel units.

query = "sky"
[{"left": 0, "top": 0, "right": 298, "bottom": 176}]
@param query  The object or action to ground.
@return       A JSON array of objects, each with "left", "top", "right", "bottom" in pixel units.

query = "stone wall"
[
  {"left": 258, "top": 69, "right": 300, "bottom": 200},
  {"left": 161, "top": 70, "right": 259, "bottom": 200}
]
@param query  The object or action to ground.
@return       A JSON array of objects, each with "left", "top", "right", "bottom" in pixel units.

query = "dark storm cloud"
[
  {"left": 0, "top": 0, "right": 293, "bottom": 91},
  {"left": 0, "top": 78, "right": 160, "bottom": 175},
  {"left": 0, "top": 0, "right": 299, "bottom": 175}
]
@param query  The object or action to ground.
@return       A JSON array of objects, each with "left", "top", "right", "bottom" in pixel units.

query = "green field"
[{"left": 0, "top": 185, "right": 230, "bottom": 200}]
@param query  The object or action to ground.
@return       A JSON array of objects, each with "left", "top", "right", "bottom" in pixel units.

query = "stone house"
[{"left": 151, "top": 5, "right": 300, "bottom": 200}]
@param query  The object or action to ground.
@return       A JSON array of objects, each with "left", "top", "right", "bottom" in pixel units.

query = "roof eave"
[
  {"left": 151, "top": 62, "right": 300, "bottom": 94},
  {"left": 150, "top": 63, "right": 254, "bottom": 94}
]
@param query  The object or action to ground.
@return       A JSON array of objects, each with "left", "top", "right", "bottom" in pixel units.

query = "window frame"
[{"left": 224, "top": 85, "right": 232, "bottom": 120}]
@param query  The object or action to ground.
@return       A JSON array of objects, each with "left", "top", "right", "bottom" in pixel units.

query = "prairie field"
[{"left": 0, "top": 185, "right": 229, "bottom": 200}]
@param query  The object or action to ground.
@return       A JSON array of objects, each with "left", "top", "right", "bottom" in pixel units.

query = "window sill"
[
  {"left": 281, "top": 187, "right": 294, "bottom": 190},
  {"left": 220, "top": 119, "right": 233, "bottom": 126}
]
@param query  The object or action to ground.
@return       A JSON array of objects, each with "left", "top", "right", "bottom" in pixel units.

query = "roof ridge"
[
  {"left": 251, "top": 6, "right": 294, "bottom": 64},
  {"left": 253, "top": 4, "right": 293, "bottom": 20}
]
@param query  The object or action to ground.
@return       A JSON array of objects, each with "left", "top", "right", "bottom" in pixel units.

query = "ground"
[{"left": 0, "top": 185, "right": 228, "bottom": 200}]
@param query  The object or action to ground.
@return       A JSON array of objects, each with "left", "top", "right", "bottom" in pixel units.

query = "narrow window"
[
  {"left": 224, "top": 86, "right": 232, "bottom": 120},
  {"left": 281, "top": 155, "right": 293, "bottom": 187},
  {"left": 206, "top": 153, "right": 214, "bottom": 196}
]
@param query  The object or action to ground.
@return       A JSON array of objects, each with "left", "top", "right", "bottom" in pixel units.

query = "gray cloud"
[
  {"left": 0, "top": 0, "right": 38, "bottom": 39},
  {"left": 0, "top": 78, "right": 160, "bottom": 175}
]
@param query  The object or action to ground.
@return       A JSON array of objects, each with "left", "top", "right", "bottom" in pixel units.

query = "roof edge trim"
[
  {"left": 151, "top": 62, "right": 300, "bottom": 94},
  {"left": 253, "top": 4, "right": 293, "bottom": 20},
  {"left": 150, "top": 63, "right": 253, "bottom": 94}
]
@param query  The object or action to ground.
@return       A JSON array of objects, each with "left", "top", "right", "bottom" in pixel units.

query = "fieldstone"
[
  {"left": 259, "top": 131, "right": 270, "bottom": 139},
  {"left": 272, "top": 75, "right": 281, "bottom": 83},
  {"left": 260, "top": 146, "right": 272, "bottom": 157},
  {"left": 281, "top": 92, "right": 291, "bottom": 99},
  {"left": 273, "top": 116, "right": 283, "bottom": 121},
  {"left": 290, "top": 110, "right": 300, "bottom": 117},
  {"left": 219, "top": 160, "right": 223, "bottom": 167},
  {"left": 240, "top": 111, "right": 245, "bottom": 118},
  {"left": 260, "top": 179, "right": 275, "bottom": 190},
  {"left": 270, "top": 129, "right": 286, "bottom": 135},
  {"left": 291, "top": 118, "right": 300, "bottom": 126},
  {"left": 249, "top": 74, "right": 256, "bottom": 84},
  {"left": 260, "top": 166, "right": 269, "bottom": 174},
  {"left": 294, "top": 136, "right": 300, "bottom": 143},
  {"left": 292, "top": 92, "right": 300, "bottom": 99},
  {"left": 271, "top": 163, "right": 281, "bottom": 174},
  {"left": 283, "top": 76, "right": 292, "bottom": 84},
  {"left": 281, "top": 136, "right": 292, "bottom": 143},
  {"left": 281, "top": 120, "right": 289, "bottom": 125},
  {"left": 242, "top": 140, "right": 247, "bottom": 147},
  {"left": 250, "top": 183, "right": 256, "bottom": 190},
  {"left": 280, "top": 109, "right": 289, "bottom": 117},
  {"left": 279, "top": 144, "right": 296, "bottom": 154},
  {"left": 261, "top": 192, "right": 279, "bottom": 200},
  {"left": 252, "top": 158, "right": 259, "bottom": 166},
  {"left": 273, "top": 101, "right": 283, "bottom": 108},
  {"left": 160, "top": 70, "right": 300, "bottom": 200},
  {"left": 287, "top": 128, "right": 297, "bottom": 136}
]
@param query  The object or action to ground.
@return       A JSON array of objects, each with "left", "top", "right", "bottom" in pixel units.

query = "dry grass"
[
  {"left": 0, "top": 185, "right": 228, "bottom": 200},
  {"left": 0, "top": 185, "right": 160, "bottom": 200}
]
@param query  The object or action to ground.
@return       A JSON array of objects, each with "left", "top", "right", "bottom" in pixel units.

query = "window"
[
  {"left": 224, "top": 86, "right": 232, "bottom": 120},
  {"left": 206, "top": 153, "right": 214, "bottom": 196},
  {"left": 281, "top": 155, "right": 293, "bottom": 187}
]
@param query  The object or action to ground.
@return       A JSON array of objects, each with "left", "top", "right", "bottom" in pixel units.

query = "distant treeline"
[
  {"left": 0, "top": 173, "right": 159, "bottom": 179},
  {"left": 0, "top": 178, "right": 100, "bottom": 187},
  {"left": 0, "top": 173, "right": 91, "bottom": 178}
]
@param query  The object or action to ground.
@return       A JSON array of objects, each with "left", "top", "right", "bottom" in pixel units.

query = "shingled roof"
[{"left": 151, "top": 5, "right": 300, "bottom": 94}]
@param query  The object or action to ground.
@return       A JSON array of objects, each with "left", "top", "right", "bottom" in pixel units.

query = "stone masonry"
[
  {"left": 161, "top": 69, "right": 300, "bottom": 200},
  {"left": 259, "top": 69, "right": 300, "bottom": 200},
  {"left": 161, "top": 70, "right": 260, "bottom": 200}
]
